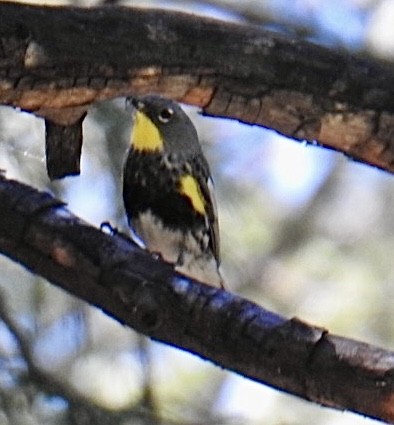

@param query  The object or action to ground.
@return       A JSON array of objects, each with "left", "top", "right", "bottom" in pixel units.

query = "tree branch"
[
  {"left": 0, "top": 2, "right": 394, "bottom": 172},
  {"left": 0, "top": 173, "right": 392, "bottom": 423},
  {"left": 45, "top": 112, "right": 85, "bottom": 179}
]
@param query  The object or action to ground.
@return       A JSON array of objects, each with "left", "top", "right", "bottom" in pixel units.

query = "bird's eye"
[{"left": 158, "top": 108, "right": 174, "bottom": 123}]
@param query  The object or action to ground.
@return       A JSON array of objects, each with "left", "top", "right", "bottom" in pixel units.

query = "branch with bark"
[
  {"left": 0, "top": 2, "right": 394, "bottom": 176},
  {"left": 1, "top": 2, "right": 394, "bottom": 422},
  {"left": 0, "top": 173, "right": 393, "bottom": 423}
]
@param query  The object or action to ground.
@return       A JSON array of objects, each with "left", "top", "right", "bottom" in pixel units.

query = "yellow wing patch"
[
  {"left": 130, "top": 110, "right": 163, "bottom": 152},
  {"left": 179, "top": 175, "right": 206, "bottom": 215}
]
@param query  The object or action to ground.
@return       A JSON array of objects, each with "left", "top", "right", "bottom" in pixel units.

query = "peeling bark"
[
  {"left": 45, "top": 111, "right": 86, "bottom": 179},
  {"left": 0, "top": 3, "right": 394, "bottom": 172}
]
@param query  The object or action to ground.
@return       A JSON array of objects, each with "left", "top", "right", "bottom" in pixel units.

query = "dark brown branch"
[
  {"left": 0, "top": 2, "right": 394, "bottom": 172},
  {"left": 45, "top": 112, "right": 86, "bottom": 179},
  {"left": 0, "top": 173, "right": 393, "bottom": 423}
]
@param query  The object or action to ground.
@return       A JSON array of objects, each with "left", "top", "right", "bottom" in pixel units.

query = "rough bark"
[
  {"left": 45, "top": 113, "right": 85, "bottom": 179},
  {"left": 0, "top": 173, "right": 393, "bottom": 423},
  {"left": 0, "top": 2, "right": 394, "bottom": 173}
]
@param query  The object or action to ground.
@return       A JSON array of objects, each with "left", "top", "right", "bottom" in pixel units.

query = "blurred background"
[{"left": 0, "top": 0, "right": 393, "bottom": 424}]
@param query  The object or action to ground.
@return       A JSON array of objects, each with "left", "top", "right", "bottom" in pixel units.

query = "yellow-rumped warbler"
[{"left": 123, "top": 95, "right": 224, "bottom": 288}]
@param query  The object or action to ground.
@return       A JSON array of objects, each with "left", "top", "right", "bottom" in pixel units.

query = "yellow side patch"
[
  {"left": 179, "top": 175, "right": 206, "bottom": 215},
  {"left": 131, "top": 110, "right": 163, "bottom": 152}
]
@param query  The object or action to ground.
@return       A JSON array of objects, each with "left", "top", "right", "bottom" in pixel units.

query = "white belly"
[{"left": 132, "top": 210, "right": 223, "bottom": 288}]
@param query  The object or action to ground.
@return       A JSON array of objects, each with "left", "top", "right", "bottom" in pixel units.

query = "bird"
[{"left": 123, "top": 94, "right": 224, "bottom": 288}]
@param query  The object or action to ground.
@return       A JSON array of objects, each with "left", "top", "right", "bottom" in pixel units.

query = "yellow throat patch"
[
  {"left": 131, "top": 110, "right": 163, "bottom": 152},
  {"left": 179, "top": 175, "right": 206, "bottom": 215}
]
